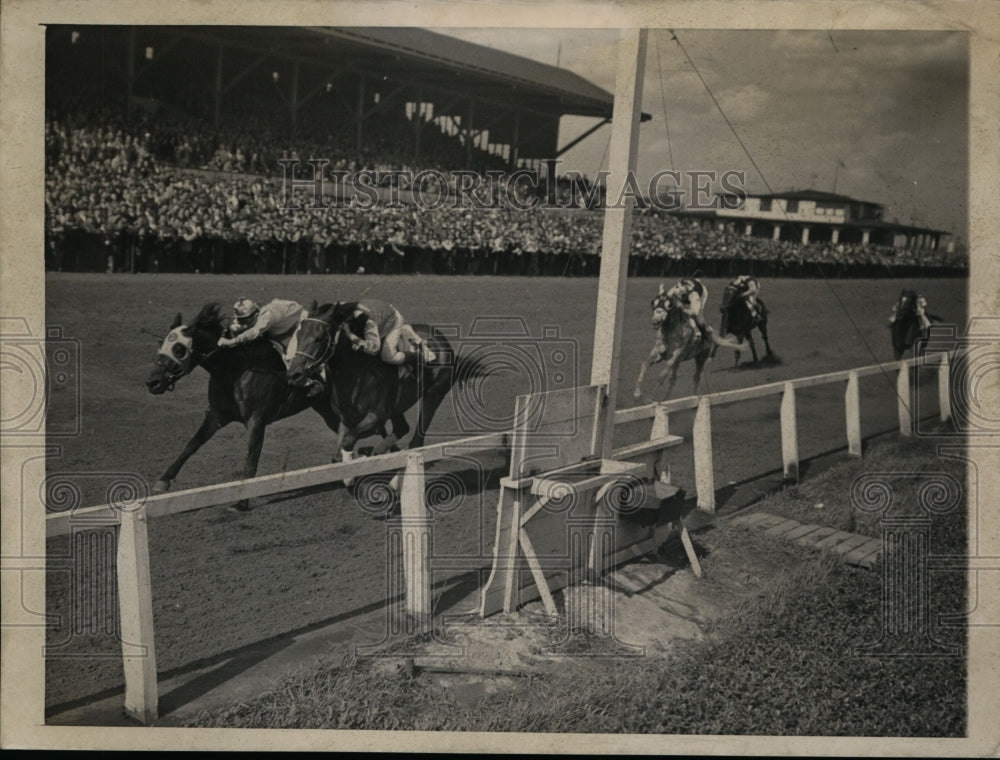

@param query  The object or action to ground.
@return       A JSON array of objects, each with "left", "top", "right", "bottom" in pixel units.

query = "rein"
[{"left": 292, "top": 316, "right": 336, "bottom": 372}]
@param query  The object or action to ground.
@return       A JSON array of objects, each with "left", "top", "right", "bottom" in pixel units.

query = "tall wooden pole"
[{"left": 591, "top": 29, "right": 647, "bottom": 455}]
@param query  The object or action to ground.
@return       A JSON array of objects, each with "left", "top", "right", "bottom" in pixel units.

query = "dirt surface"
[{"left": 42, "top": 273, "right": 967, "bottom": 712}]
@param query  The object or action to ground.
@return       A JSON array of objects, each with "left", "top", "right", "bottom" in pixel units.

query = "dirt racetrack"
[{"left": 43, "top": 272, "right": 967, "bottom": 712}]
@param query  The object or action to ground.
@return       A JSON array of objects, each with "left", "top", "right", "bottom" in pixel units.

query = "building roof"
[
  {"left": 309, "top": 27, "right": 621, "bottom": 117},
  {"left": 159, "top": 25, "right": 640, "bottom": 122},
  {"left": 741, "top": 189, "right": 871, "bottom": 205}
]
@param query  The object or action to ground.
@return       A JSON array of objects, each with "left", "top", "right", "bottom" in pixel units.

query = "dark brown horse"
[
  {"left": 633, "top": 282, "right": 740, "bottom": 402},
  {"left": 714, "top": 282, "right": 773, "bottom": 367},
  {"left": 890, "top": 289, "right": 942, "bottom": 360},
  {"left": 145, "top": 302, "right": 343, "bottom": 509},
  {"left": 286, "top": 301, "right": 490, "bottom": 483}
]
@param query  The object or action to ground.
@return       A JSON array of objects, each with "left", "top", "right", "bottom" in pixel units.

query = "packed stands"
[{"left": 44, "top": 104, "right": 967, "bottom": 277}]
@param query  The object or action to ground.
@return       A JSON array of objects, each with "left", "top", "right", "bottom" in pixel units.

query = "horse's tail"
[{"left": 709, "top": 330, "right": 745, "bottom": 350}]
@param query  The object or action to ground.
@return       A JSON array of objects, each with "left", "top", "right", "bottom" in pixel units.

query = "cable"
[{"left": 668, "top": 29, "right": 909, "bottom": 408}]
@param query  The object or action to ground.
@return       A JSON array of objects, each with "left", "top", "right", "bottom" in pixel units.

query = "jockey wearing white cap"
[
  {"left": 218, "top": 297, "right": 323, "bottom": 395},
  {"left": 219, "top": 297, "right": 304, "bottom": 356}
]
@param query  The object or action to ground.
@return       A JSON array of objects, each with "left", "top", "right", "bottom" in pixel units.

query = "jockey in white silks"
[
  {"left": 336, "top": 298, "right": 436, "bottom": 365},
  {"left": 217, "top": 297, "right": 324, "bottom": 396},
  {"left": 665, "top": 278, "right": 713, "bottom": 343}
]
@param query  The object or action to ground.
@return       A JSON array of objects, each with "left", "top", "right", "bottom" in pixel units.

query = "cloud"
[{"left": 441, "top": 27, "right": 967, "bottom": 234}]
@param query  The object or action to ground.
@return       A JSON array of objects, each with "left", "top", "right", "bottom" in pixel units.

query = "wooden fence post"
[
  {"left": 117, "top": 505, "right": 158, "bottom": 724},
  {"left": 400, "top": 452, "right": 431, "bottom": 628},
  {"left": 693, "top": 396, "right": 715, "bottom": 512},
  {"left": 780, "top": 382, "right": 799, "bottom": 482},
  {"left": 897, "top": 363, "right": 913, "bottom": 437},
  {"left": 845, "top": 371, "right": 862, "bottom": 457},
  {"left": 651, "top": 404, "right": 671, "bottom": 483},
  {"left": 938, "top": 352, "right": 952, "bottom": 423}
]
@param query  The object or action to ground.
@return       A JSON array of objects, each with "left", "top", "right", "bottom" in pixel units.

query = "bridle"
[
  {"left": 651, "top": 293, "right": 674, "bottom": 327},
  {"left": 155, "top": 328, "right": 219, "bottom": 391},
  {"left": 291, "top": 316, "right": 336, "bottom": 375}
]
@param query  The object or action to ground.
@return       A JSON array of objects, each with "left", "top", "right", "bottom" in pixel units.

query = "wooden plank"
[
  {"left": 780, "top": 382, "right": 799, "bottom": 482},
  {"left": 652, "top": 352, "right": 948, "bottom": 414},
  {"left": 650, "top": 405, "right": 672, "bottom": 483},
  {"left": 693, "top": 397, "right": 715, "bottom": 513},
  {"left": 518, "top": 528, "right": 558, "bottom": 616},
  {"left": 676, "top": 520, "right": 703, "bottom": 578},
  {"left": 754, "top": 513, "right": 791, "bottom": 531},
  {"left": 611, "top": 435, "right": 684, "bottom": 461},
  {"left": 400, "top": 453, "right": 430, "bottom": 625},
  {"left": 590, "top": 29, "right": 648, "bottom": 457},
  {"left": 855, "top": 550, "right": 883, "bottom": 570},
  {"left": 796, "top": 526, "right": 838, "bottom": 547},
  {"left": 844, "top": 538, "right": 884, "bottom": 565},
  {"left": 938, "top": 351, "right": 952, "bottom": 422},
  {"left": 830, "top": 534, "right": 873, "bottom": 555},
  {"left": 613, "top": 403, "right": 658, "bottom": 425},
  {"left": 764, "top": 518, "right": 804, "bottom": 537},
  {"left": 615, "top": 351, "right": 950, "bottom": 427},
  {"left": 508, "top": 394, "right": 531, "bottom": 479},
  {"left": 730, "top": 511, "right": 774, "bottom": 528},
  {"left": 897, "top": 366, "right": 913, "bottom": 437},
  {"left": 782, "top": 523, "right": 826, "bottom": 542},
  {"left": 48, "top": 431, "right": 509, "bottom": 536},
  {"left": 814, "top": 530, "right": 856, "bottom": 550},
  {"left": 479, "top": 485, "right": 527, "bottom": 617},
  {"left": 116, "top": 506, "right": 158, "bottom": 724},
  {"left": 845, "top": 372, "right": 862, "bottom": 457}
]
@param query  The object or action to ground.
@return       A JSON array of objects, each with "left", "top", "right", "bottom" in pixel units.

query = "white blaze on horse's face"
[
  {"left": 158, "top": 327, "right": 194, "bottom": 370},
  {"left": 651, "top": 296, "right": 669, "bottom": 327}
]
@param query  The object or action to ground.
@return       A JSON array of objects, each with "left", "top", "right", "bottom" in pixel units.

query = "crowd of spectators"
[{"left": 44, "top": 104, "right": 969, "bottom": 277}]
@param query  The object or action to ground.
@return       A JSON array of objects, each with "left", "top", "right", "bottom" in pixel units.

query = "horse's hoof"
[
  {"left": 229, "top": 500, "right": 251, "bottom": 513},
  {"left": 152, "top": 480, "right": 170, "bottom": 494}
]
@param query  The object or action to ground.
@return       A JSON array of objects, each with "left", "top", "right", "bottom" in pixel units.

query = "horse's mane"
[{"left": 192, "top": 302, "right": 225, "bottom": 332}]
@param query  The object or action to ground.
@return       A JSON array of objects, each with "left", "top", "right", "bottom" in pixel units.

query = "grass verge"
[{"left": 193, "top": 435, "right": 967, "bottom": 735}]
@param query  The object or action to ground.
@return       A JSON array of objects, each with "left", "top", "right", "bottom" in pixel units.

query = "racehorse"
[
  {"left": 890, "top": 289, "right": 942, "bottom": 360},
  {"left": 145, "top": 302, "right": 343, "bottom": 510},
  {"left": 713, "top": 282, "right": 774, "bottom": 367},
  {"left": 633, "top": 282, "right": 740, "bottom": 401},
  {"left": 286, "top": 301, "right": 489, "bottom": 480}
]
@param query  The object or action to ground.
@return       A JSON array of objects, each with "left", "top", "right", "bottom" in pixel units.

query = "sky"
[{"left": 436, "top": 29, "right": 969, "bottom": 239}]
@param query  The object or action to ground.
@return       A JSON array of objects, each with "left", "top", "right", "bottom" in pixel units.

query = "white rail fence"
[{"left": 45, "top": 350, "right": 954, "bottom": 723}]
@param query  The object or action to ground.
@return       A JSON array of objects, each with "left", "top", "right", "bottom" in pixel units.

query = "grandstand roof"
[
  {"left": 309, "top": 28, "right": 620, "bottom": 117},
  {"left": 172, "top": 26, "right": 640, "bottom": 122},
  {"left": 49, "top": 25, "right": 648, "bottom": 160}
]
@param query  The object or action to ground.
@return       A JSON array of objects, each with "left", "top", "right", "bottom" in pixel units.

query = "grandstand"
[{"left": 43, "top": 25, "right": 967, "bottom": 276}]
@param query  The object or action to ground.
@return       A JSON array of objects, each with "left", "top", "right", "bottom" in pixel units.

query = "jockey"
[
  {"left": 888, "top": 292, "right": 932, "bottom": 331},
  {"left": 335, "top": 298, "right": 436, "bottom": 366},
  {"left": 217, "top": 297, "right": 324, "bottom": 396},
  {"left": 665, "top": 278, "right": 713, "bottom": 343},
  {"left": 730, "top": 274, "right": 761, "bottom": 319}
]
